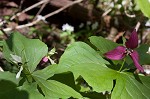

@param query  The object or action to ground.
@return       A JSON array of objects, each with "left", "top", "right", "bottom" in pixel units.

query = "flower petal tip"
[
  {"left": 125, "top": 29, "right": 138, "bottom": 49},
  {"left": 130, "top": 51, "right": 144, "bottom": 72}
]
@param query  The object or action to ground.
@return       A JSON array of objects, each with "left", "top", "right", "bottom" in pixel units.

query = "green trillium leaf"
[{"left": 3, "top": 32, "right": 48, "bottom": 73}]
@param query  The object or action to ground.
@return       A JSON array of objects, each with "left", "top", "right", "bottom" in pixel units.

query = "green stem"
[
  {"left": 23, "top": 66, "right": 33, "bottom": 83},
  {"left": 119, "top": 59, "right": 126, "bottom": 72}
]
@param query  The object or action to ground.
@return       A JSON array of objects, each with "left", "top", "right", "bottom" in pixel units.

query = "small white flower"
[
  {"left": 146, "top": 47, "right": 150, "bottom": 54},
  {"left": 122, "top": 1, "right": 127, "bottom": 5},
  {"left": 91, "top": 22, "right": 98, "bottom": 30},
  {"left": 62, "top": 23, "right": 74, "bottom": 32},
  {"left": 86, "top": 21, "right": 91, "bottom": 25},
  {"left": 79, "top": 23, "right": 84, "bottom": 28},
  {"left": 117, "top": 4, "right": 122, "bottom": 9},
  {"left": 110, "top": 2, "right": 114, "bottom": 7}
]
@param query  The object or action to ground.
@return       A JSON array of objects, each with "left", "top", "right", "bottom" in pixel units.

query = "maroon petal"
[
  {"left": 129, "top": 50, "right": 144, "bottom": 72},
  {"left": 104, "top": 46, "right": 126, "bottom": 60},
  {"left": 125, "top": 29, "right": 138, "bottom": 49}
]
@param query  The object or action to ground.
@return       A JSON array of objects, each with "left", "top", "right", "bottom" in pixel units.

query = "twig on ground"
[
  {"left": 10, "top": 0, "right": 49, "bottom": 20},
  {"left": 97, "top": 8, "right": 111, "bottom": 33},
  {"left": 142, "top": 30, "right": 150, "bottom": 43},
  {"left": 125, "top": 10, "right": 135, "bottom": 18},
  {"left": 135, "top": 22, "right": 140, "bottom": 31},
  {"left": 113, "top": 32, "right": 124, "bottom": 42},
  {"left": 3, "top": 0, "right": 83, "bottom": 32},
  {"left": 106, "top": 27, "right": 118, "bottom": 41},
  {"left": 102, "top": 8, "right": 112, "bottom": 17},
  {"left": 124, "top": 0, "right": 135, "bottom": 18},
  {"left": 18, "top": 0, "right": 25, "bottom": 11},
  {"left": 44, "top": 0, "right": 83, "bottom": 19},
  {"left": 33, "top": 1, "right": 48, "bottom": 21}
]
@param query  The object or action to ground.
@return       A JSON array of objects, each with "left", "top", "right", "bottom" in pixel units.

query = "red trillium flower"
[{"left": 104, "top": 29, "right": 144, "bottom": 72}]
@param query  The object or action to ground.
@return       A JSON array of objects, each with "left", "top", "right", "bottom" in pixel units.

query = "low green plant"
[{"left": 0, "top": 30, "right": 150, "bottom": 99}]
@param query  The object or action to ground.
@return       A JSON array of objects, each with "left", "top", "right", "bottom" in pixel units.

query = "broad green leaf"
[
  {"left": 59, "top": 42, "right": 108, "bottom": 69},
  {"left": 0, "top": 72, "right": 44, "bottom": 99},
  {"left": 89, "top": 36, "right": 119, "bottom": 54},
  {"left": 137, "top": 44, "right": 150, "bottom": 64},
  {"left": 0, "top": 72, "right": 28, "bottom": 99},
  {"left": 33, "top": 76, "right": 82, "bottom": 98},
  {"left": 0, "top": 71, "right": 19, "bottom": 84},
  {"left": 136, "top": 0, "right": 150, "bottom": 18},
  {"left": 56, "top": 38, "right": 150, "bottom": 98},
  {"left": 18, "top": 83, "right": 44, "bottom": 99},
  {"left": 69, "top": 63, "right": 117, "bottom": 92},
  {"left": 58, "top": 42, "right": 113, "bottom": 92},
  {"left": 32, "top": 64, "right": 64, "bottom": 80},
  {"left": 0, "top": 80, "right": 28, "bottom": 99},
  {"left": 3, "top": 32, "right": 48, "bottom": 72},
  {"left": 112, "top": 73, "right": 150, "bottom": 99},
  {"left": 49, "top": 72, "right": 77, "bottom": 91}
]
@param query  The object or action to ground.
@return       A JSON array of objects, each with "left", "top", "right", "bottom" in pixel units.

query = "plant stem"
[
  {"left": 119, "top": 59, "right": 126, "bottom": 72},
  {"left": 23, "top": 66, "right": 32, "bottom": 83}
]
